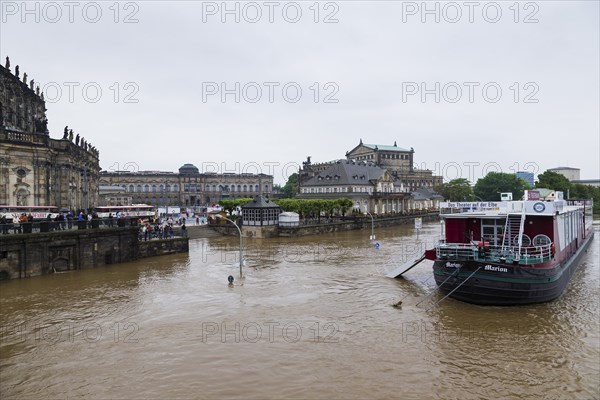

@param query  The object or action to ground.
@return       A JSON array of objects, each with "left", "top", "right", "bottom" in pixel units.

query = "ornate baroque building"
[
  {"left": 298, "top": 140, "right": 443, "bottom": 214},
  {"left": 100, "top": 163, "right": 274, "bottom": 207},
  {"left": 0, "top": 57, "right": 100, "bottom": 210},
  {"left": 345, "top": 140, "right": 442, "bottom": 190}
]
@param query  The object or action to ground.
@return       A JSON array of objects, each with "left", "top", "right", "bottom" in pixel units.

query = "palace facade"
[
  {"left": 345, "top": 140, "right": 442, "bottom": 190},
  {"left": 100, "top": 163, "right": 273, "bottom": 207},
  {"left": 0, "top": 57, "right": 100, "bottom": 210},
  {"left": 298, "top": 140, "right": 443, "bottom": 213}
]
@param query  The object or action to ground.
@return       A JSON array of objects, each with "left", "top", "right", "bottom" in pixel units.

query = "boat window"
[
  {"left": 533, "top": 234, "right": 551, "bottom": 246},
  {"left": 514, "top": 234, "right": 532, "bottom": 246}
]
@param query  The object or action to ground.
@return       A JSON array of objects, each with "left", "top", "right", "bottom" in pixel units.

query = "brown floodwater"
[{"left": 1, "top": 223, "right": 599, "bottom": 399}]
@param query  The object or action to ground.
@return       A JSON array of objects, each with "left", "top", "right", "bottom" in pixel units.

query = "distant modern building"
[
  {"left": 516, "top": 171, "right": 535, "bottom": 187},
  {"left": 0, "top": 57, "right": 100, "bottom": 210},
  {"left": 571, "top": 179, "right": 600, "bottom": 188},
  {"left": 548, "top": 167, "right": 580, "bottom": 182},
  {"left": 100, "top": 164, "right": 273, "bottom": 207}
]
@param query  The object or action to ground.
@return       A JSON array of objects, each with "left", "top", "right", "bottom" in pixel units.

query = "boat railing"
[{"left": 436, "top": 242, "right": 553, "bottom": 264}]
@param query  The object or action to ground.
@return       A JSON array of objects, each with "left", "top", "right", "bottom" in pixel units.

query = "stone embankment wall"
[
  {"left": 0, "top": 228, "right": 189, "bottom": 280},
  {"left": 137, "top": 238, "right": 189, "bottom": 258},
  {"left": 278, "top": 213, "right": 439, "bottom": 237},
  {"left": 209, "top": 213, "right": 439, "bottom": 238}
]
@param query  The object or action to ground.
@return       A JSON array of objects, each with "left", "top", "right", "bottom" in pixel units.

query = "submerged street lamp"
[
  {"left": 366, "top": 211, "right": 375, "bottom": 241},
  {"left": 216, "top": 214, "right": 243, "bottom": 277}
]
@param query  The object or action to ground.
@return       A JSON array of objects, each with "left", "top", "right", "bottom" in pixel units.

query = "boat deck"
[{"left": 436, "top": 242, "right": 553, "bottom": 265}]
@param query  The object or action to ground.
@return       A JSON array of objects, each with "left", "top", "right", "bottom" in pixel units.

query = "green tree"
[
  {"left": 281, "top": 173, "right": 298, "bottom": 198},
  {"left": 535, "top": 170, "right": 572, "bottom": 194},
  {"left": 336, "top": 198, "right": 353, "bottom": 216},
  {"left": 474, "top": 172, "right": 531, "bottom": 201},
  {"left": 219, "top": 198, "right": 252, "bottom": 215},
  {"left": 435, "top": 178, "right": 474, "bottom": 201}
]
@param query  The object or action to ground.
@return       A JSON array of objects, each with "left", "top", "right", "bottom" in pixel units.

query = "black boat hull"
[{"left": 432, "top": 232, "right": 595, "bottom": 306}]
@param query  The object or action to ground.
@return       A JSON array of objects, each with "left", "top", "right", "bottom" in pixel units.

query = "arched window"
[
  {"left": 166, "top": 184, "right": 171, "bottom": 192},
  {"left": 144, "top": 185, "right": 149, "bottom": 192},
  {"left": 159, "top": 184, "right": 164, "bottom": 192},
  {"left": 152, "top": 185, "right": 157, "bottom": 192},
  {"left": 206, "top": 184, "right": 210, "bottom": 192},
  {"left": 264, "top": 184, "right": 269, "bottom": 192},
  {"left": 173, "top": 184, "right": 178, "bottom": 192},
  {"left": 237, "top": 185, "right": 241, "bottom": 192},
  {"left": 255, "top": 184, "right": 259, "bottom": 192},
  {"left": 129, "top": 184, "right": 134, "bottom": 192},
  {"left": 212, "top": 185, "right": 216, "bottom": 192},
  {"left": 248, "top": 185, "right": 253, "bottom": 192},
  {"left": 243, "top": 185, "right": 247, "bottom": 192},
  {"left": 137, "top": 184, "right": 142, "bottom": 192},
  {"left": 231, "top": 185, "right": 235, "bottom": 192}
]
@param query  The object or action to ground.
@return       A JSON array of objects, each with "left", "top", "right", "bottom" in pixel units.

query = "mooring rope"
[
  {"left": 426, "top": 266, "right": 483, "bottom": 311},
  {"left": 415, "top": 268, "right": 460, "bottom": 307}
]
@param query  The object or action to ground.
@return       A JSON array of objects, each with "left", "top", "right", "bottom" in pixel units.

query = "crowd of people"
[
  {"left": 0, "top": 210, "right": 123, "bottom": 234},
  {"left": 138, "top": 216, "right": 187, "bottom": 241},
  {"left": 1, "top": 211, "right": 196, "bottom": 241}
]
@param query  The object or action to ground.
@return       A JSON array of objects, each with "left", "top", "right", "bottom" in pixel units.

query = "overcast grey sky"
[{"left": 1, "top": 1, "right": 598, "bottom": 184}]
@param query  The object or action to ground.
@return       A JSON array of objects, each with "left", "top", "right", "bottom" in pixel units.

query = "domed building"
[
  {"left": 100, "top": 163, "right": 273, "bottom": 207},
  {"left": 179, "top": 164, "right": 200, "bottom": 175}
]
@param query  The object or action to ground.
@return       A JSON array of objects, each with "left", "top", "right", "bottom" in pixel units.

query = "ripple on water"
[{"left": 1, "top": 225, "right": 598, "bottom": 399}]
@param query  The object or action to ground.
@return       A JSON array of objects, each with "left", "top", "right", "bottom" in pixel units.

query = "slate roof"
[
  {"left": 411, "top": 187, "right": 444, "bottom": 200},
  {"left": 362, "top": 143, "right": 411, "bottom": 152},
  {"left": 302, "top": 160, "right": 389, "bottom": 186},
  {"left": 242, "top": 196, "right": 281, "bottom": 209}
]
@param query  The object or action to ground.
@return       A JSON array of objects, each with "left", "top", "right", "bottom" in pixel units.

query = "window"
[
  {"left": 144, "top": 185, "right": 149, "bottom": 192},
  {"left": 237, "top": 185, "right": 241, "bottom": 192},
  {"left": 173, "top": 184, "right": 178, "bottom": 192},
  {"left": 129, "top": 185, "right": 134, "bottom": 193},
  {"left": 243, "top": 185, "right": 247, "bottom": 192},
  {"left": 265, "top": 184, "right": 269, "bottom": 192},
  {"left": 206, "top": 184, "right": 210, "bottom": 192},
  {"left": 249, "top": 185, "right": 253, "bottom": 192},
  {"left": 255, "top": 184, "right": 259, "bottom": 192},
  {"left": 184, "top": 184, "right": 190, "bottom": 192},
  {"left": 533, "top": 234, "right": 551, "bottom": 246},
  {"left": 137, "top": 184, "right": 142, "bottom": 192},
  {"left": 159, "top": 184, "right": 164, "bottom": 192},
  {"left": 152, "top": 185, "right": 156, "bottom": 192},
  {"left": 166, "top": 184, "right": 171, "bottom": 192}
]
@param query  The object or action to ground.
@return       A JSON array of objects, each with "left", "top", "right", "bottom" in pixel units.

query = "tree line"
[{"left": 434, "top": 171, "right": 600, "bottom": 215}]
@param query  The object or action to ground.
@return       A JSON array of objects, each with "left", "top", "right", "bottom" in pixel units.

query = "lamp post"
[
  {"left": 366, "top": 211, "right": 375, "bottom": 241},
  {"left": 217, "top": 214, "right": 243, "bottom": 277}
]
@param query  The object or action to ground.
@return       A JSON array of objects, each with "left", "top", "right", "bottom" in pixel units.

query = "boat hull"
[{"left": 432, "top": 231, "right": 595, "bottom": 306}]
